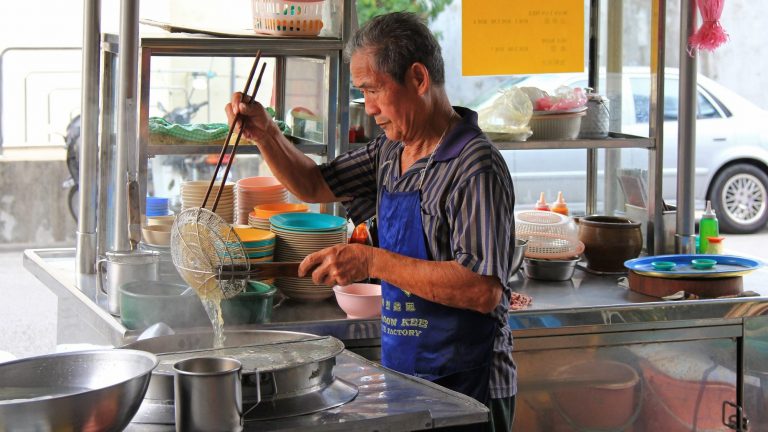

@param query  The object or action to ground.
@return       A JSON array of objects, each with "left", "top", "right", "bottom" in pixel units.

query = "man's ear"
[{"left": 407, "top": 62, "right": 431, "bottom": 96}]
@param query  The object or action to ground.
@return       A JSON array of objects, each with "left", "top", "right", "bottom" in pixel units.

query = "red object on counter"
[
  {"left": 349, "top": 222, "right": 370, "bottom": 245},
  {"left": 348, "top": 127, "right": 357, "bottom": 143}
]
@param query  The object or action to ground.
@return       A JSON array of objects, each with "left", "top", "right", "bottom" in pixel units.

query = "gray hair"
[{"left": 344, "top": 12, "right": 445, "bottom": 86}]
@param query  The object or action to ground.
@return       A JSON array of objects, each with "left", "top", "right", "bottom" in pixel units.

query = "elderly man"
[{"left": 226, "top": 12, "right": 516, "bottom": 431}]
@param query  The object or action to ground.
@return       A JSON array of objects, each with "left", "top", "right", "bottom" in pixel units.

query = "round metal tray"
[{"left": 122, "top": 329, "right": 357, "bottom": 424}]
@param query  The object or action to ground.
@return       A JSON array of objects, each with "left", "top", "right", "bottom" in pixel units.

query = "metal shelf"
[
  {"left": 140, "top": 35, "right": 344, "bottom": 56},
  {"left": 147, "top": 136, "right": 327, "bottom": 157},
  {"left": 492, "top": 132, "right": 653, "bottom": 151}
]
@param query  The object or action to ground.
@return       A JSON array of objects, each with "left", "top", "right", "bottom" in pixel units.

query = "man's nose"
[{"left": 364, "top": 97, "right": 380, "bottom": 116}]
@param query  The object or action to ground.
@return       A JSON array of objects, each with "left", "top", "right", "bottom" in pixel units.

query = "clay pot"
[{"left": 578, "top": 215, "right": 642, "bottom": 272}]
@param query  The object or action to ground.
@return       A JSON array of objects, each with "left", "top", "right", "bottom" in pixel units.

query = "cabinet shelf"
[
  {"left": 147, "top": 135, "right": 327, "bottom": 157},
  {"left": 492, "top": 132, "right": 653, "bottom": 151}
]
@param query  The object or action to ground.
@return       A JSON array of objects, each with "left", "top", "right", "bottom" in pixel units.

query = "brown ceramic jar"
[{"left": 578, "top": 216, "right": 642, "bottom": 272}]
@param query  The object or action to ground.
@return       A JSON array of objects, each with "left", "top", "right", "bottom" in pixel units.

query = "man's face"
[{"left": 350, "top": 49, "right": 421, "bottom": 143}]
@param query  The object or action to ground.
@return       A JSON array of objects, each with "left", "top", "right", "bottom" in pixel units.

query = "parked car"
[{"left": 472, "top": 67, "right": 768, "bottom": 234}]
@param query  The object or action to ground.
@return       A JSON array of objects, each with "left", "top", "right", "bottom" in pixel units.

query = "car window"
[
  {"left": 630, "top": 78, "right": 651, "bottom": 123},
  {"left": 629, "top": 77, "right": 721, "bottom": 122},
  {"left": 697, "top": 92, "right": 720, "bottom": 119}
]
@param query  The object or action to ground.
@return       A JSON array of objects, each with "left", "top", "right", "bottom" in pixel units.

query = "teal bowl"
[
  {"left": 220, "top": 281, "right": 277, "bottom": 325},
  {"left": 691, "top": 258, "right": 717, "bottom": 270},
  {"left": 651, "top": 261, "right": 677, "bottom": 271}
]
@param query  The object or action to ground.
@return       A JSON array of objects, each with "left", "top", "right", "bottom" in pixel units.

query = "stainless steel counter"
[
  {"left": 23, "top": 248, "right": 768, "bottom": 431},
  {"left": 23, "top": 248, "right": 768, "bottom": 350},
  {"left": 126, "top": 350, "right": 488, "bottom": 431}
]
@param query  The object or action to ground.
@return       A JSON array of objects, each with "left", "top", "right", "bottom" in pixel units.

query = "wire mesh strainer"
[
  {"left": 515, "top": 210, "right": 584, "bottom": 259},
  {"left": 171, "top": 208, "right": 249, "bottom": 300}
]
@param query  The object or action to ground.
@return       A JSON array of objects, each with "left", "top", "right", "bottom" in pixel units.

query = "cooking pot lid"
[{"left": 124, "top": 330, "right": 344, "bottom": 376}]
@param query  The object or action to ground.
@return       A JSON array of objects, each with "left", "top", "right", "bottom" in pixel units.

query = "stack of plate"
[
  {"left": 270, "top": 212, "right": 347, "bottom": 301},
  {"left": 232, "top": 226, "right": 276, "bottom": 264},
  {"left": 249, "top": 203, "right": 309, "bottom": 230},
  {"left": 236, "top": 176, "right": 289, "bottom": 225},
  {"left": 180, "top": 181, "right": 235, "bottom": 223}
]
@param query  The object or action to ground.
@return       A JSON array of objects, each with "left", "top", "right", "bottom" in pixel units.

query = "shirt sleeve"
[
  {"left": 318, "top": 139, "right": 379, "bottom": 224},
  {"left": 447, "top": 165, "right": 516, "bottom": 285}
]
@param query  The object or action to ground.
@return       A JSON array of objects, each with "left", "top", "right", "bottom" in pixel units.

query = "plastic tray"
[{"left": 624, "top": 254, "right": 762, "bottom": 278}]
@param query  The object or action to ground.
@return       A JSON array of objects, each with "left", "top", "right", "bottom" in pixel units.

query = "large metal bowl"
[{"left": 0, "top": 349, "right": 158, "bottom": 431}]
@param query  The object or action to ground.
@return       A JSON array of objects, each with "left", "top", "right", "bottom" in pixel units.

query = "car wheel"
[{"left": 710, "top": 164, "right": 768, "bottom": 234}]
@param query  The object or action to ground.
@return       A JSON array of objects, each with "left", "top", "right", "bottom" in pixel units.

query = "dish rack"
[
  {"left": 251, "top": 0, "right": 325, "bottom": 36},
  {"left": 515, "top": 210, "right": 584, "bottom": 259}
]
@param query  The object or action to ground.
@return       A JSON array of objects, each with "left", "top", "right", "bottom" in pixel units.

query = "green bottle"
[{"left": 698, "top": 200, "right": 719, "bottom": 254}]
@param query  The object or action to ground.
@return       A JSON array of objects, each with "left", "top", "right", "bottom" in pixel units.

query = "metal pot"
[
  {"left": 349, "top": 98, "right": 382, "bottom": 142},
  {"left": 122, "top": 330, "right": 357, "bottom": 424},
  {"left": 0, "top": 349, "right": 158, "bottom": 431},
  {"left": 578, "top": 215, "right": 642, "bottom": 272},
  {"left": 97, "top": 249, "right": 160, "bottom": 316}
]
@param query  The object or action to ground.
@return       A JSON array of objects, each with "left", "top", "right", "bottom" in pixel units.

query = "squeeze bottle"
[
  {"left": 551, "top": 191, "right": 570, "bottom": 216},
  {"left": 698, "top": 200, "right": 719, "bottom": 254},
  {"left": 534, "top": 192, "right": 550, "bottom": 211}
]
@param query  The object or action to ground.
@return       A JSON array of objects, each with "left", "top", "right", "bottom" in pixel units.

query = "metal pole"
[
  {"left": 675, "top": 0, "right": 698, "bottom": 254},
  {"left": 604, "top": 0, "right": 623, "bottom": 216},
  {"left": 113, "top": 0, "right": 140, "bottom": 252},
  {"left": 585, "top": 0, "right": 600, "bottom": 216},
  {"left": 649, "top": 0, "right": 667, "bottom": 254},
  {"left": 75, "top": 0, "right": 101, "bottom": 296}
]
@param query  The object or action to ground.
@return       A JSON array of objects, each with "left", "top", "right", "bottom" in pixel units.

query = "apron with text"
[{"left": 378, "top": 184, "right": 497, "bottom": 403}]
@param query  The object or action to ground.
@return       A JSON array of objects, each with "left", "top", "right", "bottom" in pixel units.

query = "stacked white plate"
[
  {"left": 180, "top": 180, "right": 235, "bottom": 223},
  {"left": 236, "top": 176, "right": 289, "bottom": 225},
  {"left": 271, "top": 212, "right": 348, "bottom": 302}
]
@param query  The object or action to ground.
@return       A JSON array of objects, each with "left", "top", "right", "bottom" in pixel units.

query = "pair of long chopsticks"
[{"left": 202, "top": 52, "right": 267, "bottom": 212}]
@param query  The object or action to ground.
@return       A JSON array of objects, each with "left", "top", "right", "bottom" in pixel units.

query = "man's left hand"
[{"left": 299, "top": 243, "right": 373, "bottom": 287}]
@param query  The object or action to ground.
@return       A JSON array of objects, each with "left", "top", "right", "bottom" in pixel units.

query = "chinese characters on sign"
[{"left": 462, "top": 1, "right": 584, "bottom": 75}]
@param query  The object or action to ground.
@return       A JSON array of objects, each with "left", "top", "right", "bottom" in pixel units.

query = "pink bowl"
[
  {"left": 333, "top": 283, "right": 382, "bottom": 319},
  {"left": 237, "top": 176, "right": 284, "bottom": 191}
]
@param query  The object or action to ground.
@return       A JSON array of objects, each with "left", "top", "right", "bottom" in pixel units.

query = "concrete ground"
[{"left": 0, "top": 226, "right": 765, "bottom": 361}]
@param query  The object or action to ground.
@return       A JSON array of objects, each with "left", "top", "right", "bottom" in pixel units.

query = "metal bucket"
[{"left": 97, "top": 249, "right": 159, "bottom": 316}]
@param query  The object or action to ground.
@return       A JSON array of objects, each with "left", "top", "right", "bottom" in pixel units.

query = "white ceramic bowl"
[
  {"left": 142, "top": 225, "right": 171, "bottom": 246},
  {"left": 332, "top": 283, "right": 382, "bottom": 319},
  {"left": 147, "top": 215, "right": 176, "bottom": 226}
]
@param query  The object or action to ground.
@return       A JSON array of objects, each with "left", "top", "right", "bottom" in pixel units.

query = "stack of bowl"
[
  {"left": 236, "top": 176, "right": 289, "bottom": 225},
  {"left": 270, "top": 212, "right": 347, "bottom": 301},
  {"left": 249, "top": 202, "right": 309, "bottom": 230},
  {"left": 180, "top": 180, "right": 235, "bottom": 223},
  {"left": 147, "top": 196, "right": 170, "bottom": 217}
]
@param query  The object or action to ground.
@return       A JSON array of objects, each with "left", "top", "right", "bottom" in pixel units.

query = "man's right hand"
[{"left": 224, "top": 92, "right": 281, "bottom": 145}]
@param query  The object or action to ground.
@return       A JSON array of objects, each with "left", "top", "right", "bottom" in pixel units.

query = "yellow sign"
[{"left": 462, "top": 1, "right": 585, "bottom": 76}]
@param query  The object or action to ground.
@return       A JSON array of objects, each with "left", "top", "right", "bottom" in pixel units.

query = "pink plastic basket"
[{"left": 251, "top": 0, "right": 325, "bottom": 36}]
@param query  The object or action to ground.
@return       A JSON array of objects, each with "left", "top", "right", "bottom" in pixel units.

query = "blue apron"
[{"left": 378, "top": 184, "right": 497, "bottom": 403}]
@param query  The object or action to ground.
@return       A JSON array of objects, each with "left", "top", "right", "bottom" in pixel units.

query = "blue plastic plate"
[
  {"left": 624, "top": 254, "right": 762, "bottom": 278},
  {"left": 270, "top": 212, "right": 347, "bottom": 232}
]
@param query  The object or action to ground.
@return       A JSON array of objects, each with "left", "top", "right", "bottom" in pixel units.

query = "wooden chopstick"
[
  {"left": 202, "top": 51, "right": 262, "bottom": 210},
  {"left": 211, "top": 62, "right": 268, "bottom": 213}
]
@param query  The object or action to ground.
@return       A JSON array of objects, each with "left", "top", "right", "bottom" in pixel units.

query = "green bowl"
[
  {"left": 651, "top": 261, "right": 677, "bottom": 271},
  {"left": 220, "top": 282, "right": 277, "bottom": 325},
  {"left": 691, "top": 258, "right": 717, "bottom": 270}
]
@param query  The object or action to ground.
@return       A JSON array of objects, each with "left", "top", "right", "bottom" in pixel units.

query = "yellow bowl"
[
  {"left": 253, "top": 203, "right": 308, "bottom": 220},
  {"left": 232, "top": 226, "right": 276, "bottom": 243}
]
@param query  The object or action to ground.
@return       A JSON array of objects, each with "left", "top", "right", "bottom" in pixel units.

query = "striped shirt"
[{"left": 319, "top": 106, "right": 517, "bottom": 398}]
